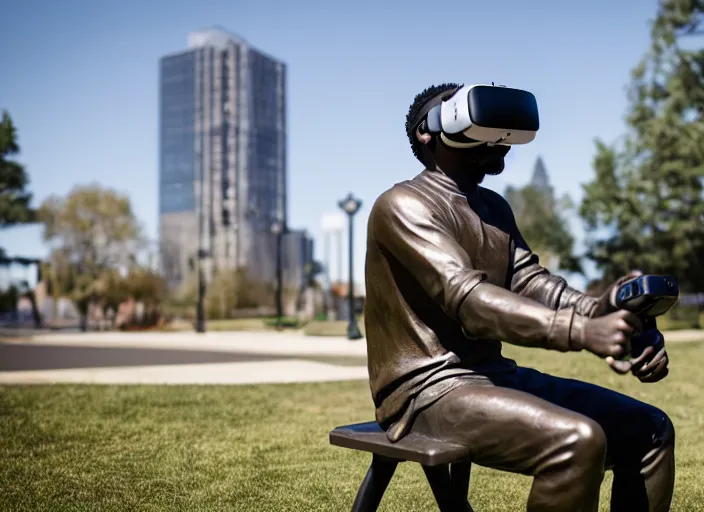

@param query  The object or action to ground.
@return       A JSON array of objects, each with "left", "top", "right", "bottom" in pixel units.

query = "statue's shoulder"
[
  {"left": 478, "top": 186, "right": 519, "bottom": 232},
  {"left": 478, "top": 185, "right": 505, "bottom": 203},
  {"left": 479, "top": 186, "right": 512, "bottom": 212},
  {"left": 371, "top": 178, "right": 433, "bottom": 219}
]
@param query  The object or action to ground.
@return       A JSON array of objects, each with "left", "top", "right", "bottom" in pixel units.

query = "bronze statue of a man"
[{"left": 363, "top": 83, "right": 675, "bottom": 511}]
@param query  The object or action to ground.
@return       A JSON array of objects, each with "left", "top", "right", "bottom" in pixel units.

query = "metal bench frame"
[{"left": 330, "top": 421, "right": 475, "bottom": 512}]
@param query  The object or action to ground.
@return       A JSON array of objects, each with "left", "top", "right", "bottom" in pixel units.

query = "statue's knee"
[
  {"left": 663, "top": 412, "right": 675, "bottom": 446},
  {"left": 637, "top": 408, "right": 676, "bottom": 475},
  {"left": 570, "top": 418, "right": 607, "bottom": 467},
  {"left": 654, "top": 409, "right": 675, "bottom": 449},
  {"left": 640, "top": 405, "right": 675, "bottom": 449}
]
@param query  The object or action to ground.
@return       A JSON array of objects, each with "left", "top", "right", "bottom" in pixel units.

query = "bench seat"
[
  {"left": 329, "top": 421, "right": 471, "bottom": 466},
  {"left": 330, "top": 421, "right": 474, "bottom": 512}
]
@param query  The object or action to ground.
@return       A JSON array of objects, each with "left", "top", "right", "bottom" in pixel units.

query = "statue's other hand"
[{"left": 631, "top": 343, "right": 670, "bottom": 383}]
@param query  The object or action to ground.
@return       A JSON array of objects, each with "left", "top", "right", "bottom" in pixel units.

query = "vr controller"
[
  {"left": 613, "top": 275, "right": 680, "bottom": 358},
  {"left": 420, "top": 84, "right": 540, "bottom": 149}
]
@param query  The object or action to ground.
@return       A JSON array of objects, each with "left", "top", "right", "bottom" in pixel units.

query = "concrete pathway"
[
  {"left": 3, "top": 328, "right": 702, "bottom": 354},
  {"left": 659, "top": 329, "right": 704, "bottom": 343},
  {"left": 0, "top": 331, "right": 370, "bottom": 386},
  {"left": 0, "top": 360, "right": 369, "bottom": 386},
  {"left": 1, "top": 328, "right": 701, "bottom": 387},
  {"left": 0, "top": 343, "right": 285, "bottom": 372},
  {"left": 0, "top": 330, "right": 369, "bottom": 357}
]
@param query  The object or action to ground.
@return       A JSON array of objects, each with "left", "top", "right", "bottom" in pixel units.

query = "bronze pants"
[{"left": 411, "top": 367, "right": 675, "bottom": 512}]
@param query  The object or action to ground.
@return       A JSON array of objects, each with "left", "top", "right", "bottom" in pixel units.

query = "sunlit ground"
[{"left": 1, "top": 342, "right": 704, "bottom": 511}]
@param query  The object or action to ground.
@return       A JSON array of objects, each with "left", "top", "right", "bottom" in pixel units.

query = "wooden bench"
[{"left": 329, "top": 421, "right": 474, "bottom": 512}]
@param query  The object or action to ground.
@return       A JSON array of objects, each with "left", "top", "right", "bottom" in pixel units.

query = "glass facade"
[
  {"left": 283, "top": 230, "right": 315, "bottom": 289},
  {"left": 248, "top": 49, "right": 285, "bottom": 231},
  {"left": 159, "top": 51, "right": 196, "bottom": 214},
  {"left": 159, "top": 29, "right": 294, "bottom": 287},
  {"left": 220, "top": 48, "right": 235, "bottom": 220}
]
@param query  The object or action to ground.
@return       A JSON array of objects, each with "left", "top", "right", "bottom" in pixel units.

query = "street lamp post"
[
  {"left": 195, "top": 248, "right": 207, "bottom": 333},
  {"left": 338, "top": 193, "right": 363, "bottom": 340},
  {"left": 195, "top": 157, "right": 207, "bottom": 333},
  {"left": 271, "top": 219, "right": 285, "bottom": 330}
]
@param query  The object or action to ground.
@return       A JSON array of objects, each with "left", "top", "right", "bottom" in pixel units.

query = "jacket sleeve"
[
  {"left": 486, "top": 189, "right": 599, "bottom": 316},
  {"left": 511, "top": 244, "right": 599, "bottom": 317},
  {"left": 370, "top": 186, "right": 582, "bottom": 352}
]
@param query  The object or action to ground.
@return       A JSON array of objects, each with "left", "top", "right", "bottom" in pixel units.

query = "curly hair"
[{"left": 405, "top": 83, "right": 461, "bottom": 163}]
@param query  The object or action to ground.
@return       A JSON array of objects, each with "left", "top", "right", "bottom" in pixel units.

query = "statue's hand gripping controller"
[{"left": 613, "top": 275, "right": 679, "bottom": 358}]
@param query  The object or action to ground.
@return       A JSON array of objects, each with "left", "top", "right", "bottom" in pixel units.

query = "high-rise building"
[{"left": 159, "top": 27, "right": 308, "bottom": 289}]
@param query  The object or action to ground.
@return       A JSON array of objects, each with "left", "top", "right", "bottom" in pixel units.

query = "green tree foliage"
[
  {"left": 91, "top": 266, "right": 165, "bottom": 309},
  {"left": 0, "top": 285, "right": 20, "bottom": 315},
  {"left": 504, "top": 157, "right": 583, "bottom": 274},
  {"left": 0, "top": 111, "right": 34, "bottom": 229},
  {"left": 38, "top": 184, "right": 143, "bottom": 271},
  {"left": 125, "top": 267, "right": 166, "bottom": 304},
  {"left": 167, "top": 267, "right": 299, "bottom": 320},
  {"left": 43, "top": 253, "right": 166, "bottom": 330},
  {"left": 0, "top": 111, "right": 41, "bottom": 325},
  {"left": 37, "top": 184, "right": 151, "bottom": 329},
  {"left": 203, "top": 269, "right": 276, "bottom": 320},
  {"left": 580, "top": 0, "right": 704, "bottom": 291}
]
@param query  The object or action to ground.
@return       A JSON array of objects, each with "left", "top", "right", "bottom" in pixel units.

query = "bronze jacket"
[{"left": 364, "top": 169, "right": 599, "bottom": 441}]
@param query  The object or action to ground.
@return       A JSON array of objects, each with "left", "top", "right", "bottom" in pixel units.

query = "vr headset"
[{"left": 419, "top": 84, "right": 540, "bottom": 149}]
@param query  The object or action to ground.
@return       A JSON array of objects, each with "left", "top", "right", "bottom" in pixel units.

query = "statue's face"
[{"left": 438, "top": 142, "right": 510, "bottom": 176}]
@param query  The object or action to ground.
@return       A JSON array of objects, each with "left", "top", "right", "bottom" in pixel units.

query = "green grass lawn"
[
  {"left": 2, "top": 342, "right": 704, "bottom": 511},
  {"left": 303, "top": 316, "right": 366, "bottom": 337},
  {"left": 164, "top": 317, "right": 301, "bottom": 332}
]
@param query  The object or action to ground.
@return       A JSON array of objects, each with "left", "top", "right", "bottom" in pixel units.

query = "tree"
[
  {"left": 579, "top": 0, "right": 704, "bottom": 291},
  {"left": 504, "top": 156, "right": 583, "bottom": 274},
  {"left": 0, "top": 111, "right": 43, "bottom": 326},
  {"left": 124, "top": 266, "right": 166, "bottom": 304},
  {"left": 0, "top": 285, "right": 20, "bottom": 318},
  {"left": 87, "top": 267, "right": 125, "bottom": 317},
  {"left": 203, "top": 268, "right": 279, "bottom": 319},
  {"left": 94, "top": 266, "right": 166, "bottom": 329},
  {"left": 43, "top": 255, "right": 166, "bottom": 330},
  {"left": 38, "top": 184, "right": 144, "bottom": 271},
  {"left": 38, "top": 184, "right": 144, "bottom": 329},
  {"left": 0, "top": 111, "right": 34, "bottom": 229}
]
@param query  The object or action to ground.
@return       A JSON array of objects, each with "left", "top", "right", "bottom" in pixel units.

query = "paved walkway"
[
  {"left": 1, "top": 330, "right": 369, "bottom": 357},
  {"left": 659, "top": 329, "right": 704, "bottom": 343},
  {"left": 8, "top": 328, "right": 703, "bottom": 351},
  {"left": 1, "top": 329, "right": 701, "bottom": 387},
  {"left": 0, "top": 360, "right": 369, "bottom": 385},
  {"left": 0, "top": 331, "right": 369, "bottom": 386},
  {"left": 0, "top": 343, "right": 284, "bottom": 372}
]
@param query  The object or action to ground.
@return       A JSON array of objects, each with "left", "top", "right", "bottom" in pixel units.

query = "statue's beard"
[
  {"left": 454, "top": 144, "right": 508, "bottom": 178},
  {"left": 472, "top": 148, "right": 506, "bottom": 176}
]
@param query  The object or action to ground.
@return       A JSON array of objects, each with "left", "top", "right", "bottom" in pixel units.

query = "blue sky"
[{"left": 1, "top": 0, "right": 659, "bottom": 290}]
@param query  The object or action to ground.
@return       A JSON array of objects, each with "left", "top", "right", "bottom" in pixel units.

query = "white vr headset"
[{"left": 421, "top": 84, "right": 540, "bottom": 149}]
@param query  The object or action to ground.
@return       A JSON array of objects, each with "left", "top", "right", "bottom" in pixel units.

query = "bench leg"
[
  {"left": 450, "top": 462, "right": 473, "bottom": 509},
  {"left": 423, "top": 464, "right": 474, "bottom": 512},
  {"left": 351, "top": 454, "right": 398, "bottom": 512}
]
